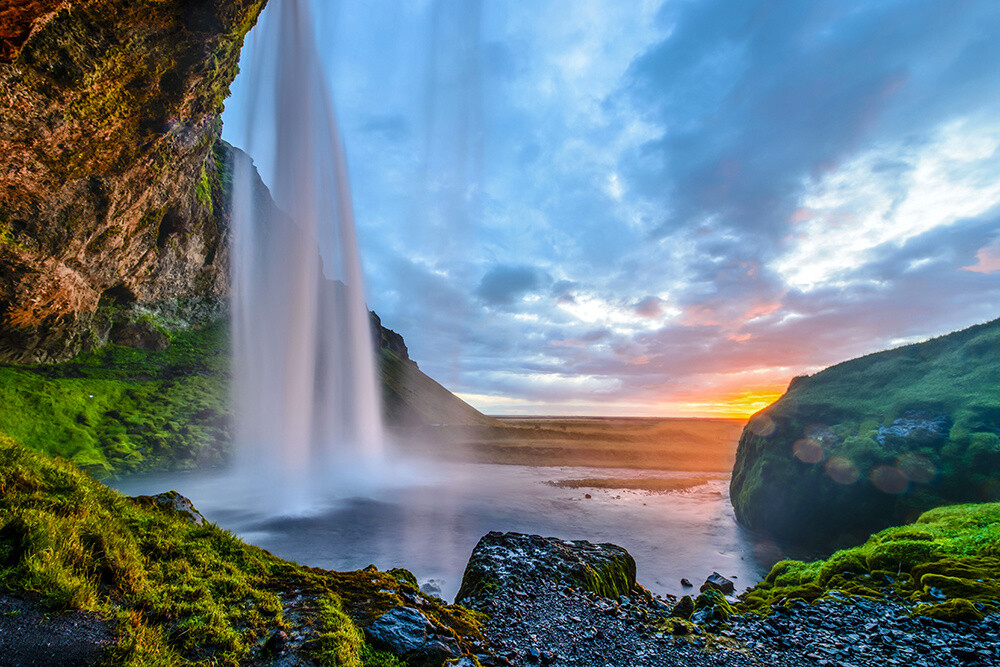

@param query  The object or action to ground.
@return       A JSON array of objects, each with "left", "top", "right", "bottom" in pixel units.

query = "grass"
[
  {"left": 738, "top": 502, "right": 1000, "bottom": 622},
  {"left": 731, "top": 317, "right": 1000, "bottom": 546},
  {"left": 0, "top": 322, "right": 231, "bottom": 477},
  {"left": 0, "top": 435, "right": 482, "bottom": 664}
]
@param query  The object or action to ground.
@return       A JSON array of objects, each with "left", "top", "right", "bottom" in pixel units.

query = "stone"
[
  {"left": 109, "top": 321, "right": 170, "bottom": 351},
  {"left": 131, "top": 490, "right": 205, "bottom": 525},
  {"left": 700, "top": 572, "right": 735, "bottom": 595},
  {"left": 671, "top": 595, "right": 694, "bottom": 620},
  {"left": 456, "top": 532, "right": 637, "bottom": 605},
  {"left": 363, "top": 606, "right": 459, "bottom": 666}
]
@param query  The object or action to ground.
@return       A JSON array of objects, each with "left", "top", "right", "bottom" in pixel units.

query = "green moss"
[
  {"left": 195, "top": 162, "right": 213, "bottom": 214},
  {"left": 694, "top": 589, "right": 735, "bottom": 622},
  {"left": 0, "top": 322, "right": 230, "bottom": 476},
  {"left": 387, "top": 568, "right": 418, "bottom": 588},
  {"left": 583, "top": 557, "right": 634, "bottom": 600},
  {"left": 913, "top": 599, "right": 984, "bottom": 622},
  {"left": 737, "top": 502, "right": 1000, "bottom": 616},
  {"left": 865, "top": 539, "right": 936, "bottom": 573}
]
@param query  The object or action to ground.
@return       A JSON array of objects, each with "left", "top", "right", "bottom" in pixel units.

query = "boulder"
[
  {"left": 670, "top": 595, "right": 694, "bottom": 619},
  {"left": 132, "top": 490, "right": 205, "bottom": 526},
  {"left": 455, "top": 531, "right": 636, "bottom": 606},
  {"left": 700, "top": 572, "right": 735, "bottom": 595},
  {"left": 363, "top": 606, "right": 458, "bottom": 667}
]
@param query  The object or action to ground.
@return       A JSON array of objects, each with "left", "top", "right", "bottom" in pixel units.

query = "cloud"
[
  {"left": 475, "top": 264, "right": 552, "bottom": 306},
  {"left": 224, "top": 1, "right": 1000, "bottom": 416},
  {"left": 634, "top": 296, "right": 666, "bottom": 318},
  {"left": 964, "top": 240, "right": 1000, "bottom": 274}
]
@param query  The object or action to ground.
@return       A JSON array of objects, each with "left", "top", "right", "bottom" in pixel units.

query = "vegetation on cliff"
[
  {"left": 737, "top": 502, "right": 1000, "bottom": 623},
  {"left": 0, "top": 316, "right": 494, "bottom": 477},
  {"left": 0, "top": 320, "right": 230, "bottom": 476},
  {"left": 731, "top": 317, "right": 1000, "bottom": 547},
  {"left": 0, "top": 435, "right": 483, "bottom": 665},
  {"left": 0, "top": 0, "right": 265, "bottom": 362}
]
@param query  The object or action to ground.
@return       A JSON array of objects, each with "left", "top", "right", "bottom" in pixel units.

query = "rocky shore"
[{"left": 455, "top": 532, "right": 1000, "bottom": 667}]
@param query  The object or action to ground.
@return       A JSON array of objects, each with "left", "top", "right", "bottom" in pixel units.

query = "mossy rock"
[
  {"left": 913, "top": 599, "right": 984, "bottom": 622},
  {"left": 911, "top": 556, "right": 1000, "bottom": 582},
  {"left": 737, "top": 502, "right": 1000, "bottom": 616},
  {"left": 670, "top": 595, "right": 694, "bottom": 619},
  {"left": 818, "top": 550, "right": 867, "bottom": 584},
  {"left": 455, "top": 532, "right": 636, "bottom": 605},
  {"left": 387, "top": 568, "right": 419, "bottom": 589},
  {"left": 920, "top": 574, "right": 1000, "bottom": 602},
  {"left": 865, "top": 539, "right": 936, "bottom": 572},
  {"left": 693, "top": 589, "right": 735, "bottom": 623}
]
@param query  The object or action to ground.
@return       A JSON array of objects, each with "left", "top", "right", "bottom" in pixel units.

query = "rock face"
[
  {"left": 731, "top": 318, "right": 1000, "bottom": 547},
  {"left": 0, "top": 0, "right": 265, "bottom": 362},
  {"left": 455, "top": 531, "right": 637, "bottom": 606}
]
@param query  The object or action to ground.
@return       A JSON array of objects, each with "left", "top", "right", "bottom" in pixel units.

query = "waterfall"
[{"left": 229, "top": 0, "right": 383, "bottom": 511}]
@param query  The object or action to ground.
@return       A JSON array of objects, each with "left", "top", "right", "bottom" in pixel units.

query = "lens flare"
[
  {"left": 792, "top": 438, "right": 823, "bottom": 463},
  {"left": 747, "top": 414, "right": 777, "bottom": 437},
  {"left": 825, "top": 457, "right": 859, "bottom": 484},
  {"left": 870, "top": 466, "right": 909, "bottom": 495},
  {"left": 896, "top": 452, "right": 937, "bottom": 484}
]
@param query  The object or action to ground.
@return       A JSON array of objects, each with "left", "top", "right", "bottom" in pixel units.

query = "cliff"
[
  {"left": 0, "top": 0, "right": 265, "bottom": 363},
  {"left": 730, "top": 317, "right": 1000, "bottom": 547}
]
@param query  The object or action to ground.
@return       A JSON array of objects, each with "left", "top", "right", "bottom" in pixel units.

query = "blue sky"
[{"left": 224, "top": 0, "right": 1000, "bottom": 417}]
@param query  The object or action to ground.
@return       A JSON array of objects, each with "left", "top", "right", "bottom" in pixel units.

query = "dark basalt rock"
[
  {"left": 363, "top": 606, "right": 459, "bottom": 667},
  {"left": 455, "top": 531, "right": 637, "bottom": 606},
  {"left": 699, "top": 572, "right": 735, "bottom": 595},
  {"left": 109, "top": 320, "right": 170, "bottom": 351},
  {"left": 875, "top": 412, "right": 951, "bottom": 449}
]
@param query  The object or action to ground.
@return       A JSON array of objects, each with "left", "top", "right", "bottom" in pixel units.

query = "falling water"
[{"left": 229, "top": 0, "right": 383, "bottom": 512}]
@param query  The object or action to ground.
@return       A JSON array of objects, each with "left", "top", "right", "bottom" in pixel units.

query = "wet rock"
[
  {"left": 700, "top": 571, "right": 735, "bottom": 595},
  {"left": 363, "top": 606, "right": 458, "bottom": 666},
  {"left": 680, "top": 578, "right": 693, "bottom": 587},
  {"left": 456, "top": 532, "right": 636, "bottom": 605},
  {"left": 109, "top": 321, "right": 170, "bottom": 351},
  {"left": 131, "top": 490, "right": 205, "bottom": 525},
  {"left": 670, "top": 595, "right": 694, "bottom": 619}
]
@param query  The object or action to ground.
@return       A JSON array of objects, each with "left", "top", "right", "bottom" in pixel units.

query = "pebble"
[{"left": 470, "top": 581, "right": 1000, "bottom": 667}]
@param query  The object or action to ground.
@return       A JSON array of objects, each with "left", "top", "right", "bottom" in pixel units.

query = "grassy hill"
[
  {"left": 0, "top": 319, "right": 494, "bottom": 477},
  {"left": 731, "top": 317, "right": 1000, "bottom": 547}
]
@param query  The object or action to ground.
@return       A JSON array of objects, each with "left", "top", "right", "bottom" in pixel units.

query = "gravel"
[{"left": 474, "top": 581, "right": 1000, "bottom": 667}]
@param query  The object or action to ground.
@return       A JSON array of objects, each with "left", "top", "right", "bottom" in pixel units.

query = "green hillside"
[
  {"left": 0, "top": 320, "right": 494, "bottom": 478},
  {"left": 731, "top": 317, "right": 1000, "bottom": 547}
]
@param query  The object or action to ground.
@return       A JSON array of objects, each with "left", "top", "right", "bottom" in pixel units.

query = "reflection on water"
[{"left": 113, "top": 461, "right": 769, "bottom": 601}]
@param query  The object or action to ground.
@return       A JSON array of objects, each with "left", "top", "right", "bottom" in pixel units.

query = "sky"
[{"left": 223, "top": 0, "right": 1000, "bottom": 418}]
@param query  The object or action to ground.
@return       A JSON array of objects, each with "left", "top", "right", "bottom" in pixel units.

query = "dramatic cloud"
[
  {"left": 476, "top": 264, "right": 551, "bottom": 306},
  {"left": 225, "top": 0, "right": 1000, "bottom": 416}
]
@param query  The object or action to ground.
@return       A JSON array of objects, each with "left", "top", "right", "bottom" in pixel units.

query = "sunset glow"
[{"left": 226, "top": 0, "right": 1000, "bottom": 419}]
